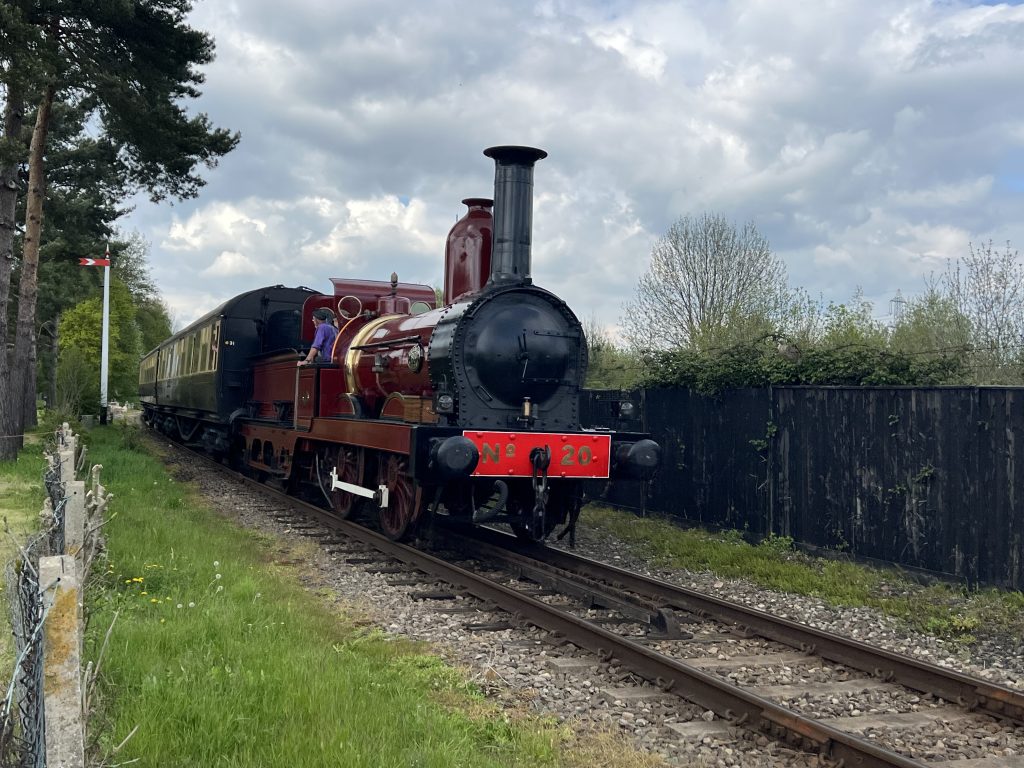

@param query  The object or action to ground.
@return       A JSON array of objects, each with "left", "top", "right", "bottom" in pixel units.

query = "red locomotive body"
[{"left": 141, "top": 146, "right": 659, "bottom": 541}]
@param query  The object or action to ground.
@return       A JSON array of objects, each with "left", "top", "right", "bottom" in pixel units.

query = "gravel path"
[{"left": 159, "top": 441, "right": 1024, "bottom": 767}]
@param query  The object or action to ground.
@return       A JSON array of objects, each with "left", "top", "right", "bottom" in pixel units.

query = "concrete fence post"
[
  {"left": 40, "top": 555, "right": 85, "bottom": 768},
  {"left": 59, "top": 449, "right": 75, "bottom": 485},
  {"left": 64, "top": 481, "right": 86, "bottom": 567}
]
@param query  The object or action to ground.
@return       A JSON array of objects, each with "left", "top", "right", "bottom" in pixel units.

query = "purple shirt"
[{"left": 311, "top": 322, "right": 339, "bottom": 361}]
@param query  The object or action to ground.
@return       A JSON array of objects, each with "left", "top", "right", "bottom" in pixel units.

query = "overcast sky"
[{"left": 121, "top": 0, "right": 1024, "bottom": 335}]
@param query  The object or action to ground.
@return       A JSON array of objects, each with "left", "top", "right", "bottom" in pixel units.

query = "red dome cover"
[{"left": 443, "top": 198, "right": 492, "bottom": 304}]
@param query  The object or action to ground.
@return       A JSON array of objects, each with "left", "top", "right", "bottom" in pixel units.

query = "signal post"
[{"left": 79, "top": 245, "right": 111, "bottom": 424}]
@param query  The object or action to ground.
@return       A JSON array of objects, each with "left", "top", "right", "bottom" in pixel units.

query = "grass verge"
[
  {"left": 583, "top": 505, "right": 1024, "bottom": 644},
  {"left": 0, "top": 434, "right": 48, "bottom": 674},
  {"left": 86, "top": 426, "right": 665, "bottom": 768}
]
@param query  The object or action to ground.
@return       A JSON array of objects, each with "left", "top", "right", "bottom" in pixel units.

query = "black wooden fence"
[{"left": 583, "top": 386, "right": 1024, "bottom": 589}]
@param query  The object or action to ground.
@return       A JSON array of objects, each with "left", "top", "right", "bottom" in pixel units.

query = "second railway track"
[
  {"left": 159, "top": 436, "right": 1024, "bottom": 768},
  {"left": 431, "top": 525, "right": 1024, "bottom": 767}
]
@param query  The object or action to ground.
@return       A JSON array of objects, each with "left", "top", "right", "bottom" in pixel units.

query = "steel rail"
[
  {"left": 462, "top": 525, "right": 1024, "bottom": 727},
  {"left": 211, "top": 481, "right": 924, "bottom": 765},
  {"left": 442, "top": 538, "right": 679, "bottom": 633},
  {"left": 330, "top": 519, "right": 929, "bottom": 767},
  {"left": 168, "top": 446, "right": 932, "bottom": 766}
]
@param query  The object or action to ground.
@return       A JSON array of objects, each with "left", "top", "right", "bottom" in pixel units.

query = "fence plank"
[{"left": 582, "top": 386, "right": 1024, "bottom": 587}]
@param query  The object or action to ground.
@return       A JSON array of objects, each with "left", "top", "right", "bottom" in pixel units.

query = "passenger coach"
[{"left": 139, "top": 286, "right": 316, "bottom": 453}]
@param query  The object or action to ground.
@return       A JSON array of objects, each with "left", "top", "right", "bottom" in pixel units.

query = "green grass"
[
  {"left": 85, "top": 427, "right": 665, "bottom": 768},
  {"left": 0, "top": 432, "right": 48, "bottom": 672},
  {"left": 583, "top": 505, "right": 1024, "bottom": 644}
]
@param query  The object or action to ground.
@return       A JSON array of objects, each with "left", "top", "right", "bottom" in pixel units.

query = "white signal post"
[
  {"left": 100, "top": 244, "right": 110, "bottom": 425},
  {"left": 78, "top": 248, "right": 113, "bottom": 423}
]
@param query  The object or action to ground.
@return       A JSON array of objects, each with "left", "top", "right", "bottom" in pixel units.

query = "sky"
[{"left": 120, "top": 0, "right": 1024, "bottom": 335}]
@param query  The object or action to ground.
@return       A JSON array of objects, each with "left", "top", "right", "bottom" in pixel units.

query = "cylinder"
[{"left": 483, "top": 145, "right": 547, "bottom": 287}]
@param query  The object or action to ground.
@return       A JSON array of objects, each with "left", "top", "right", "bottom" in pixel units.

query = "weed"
[
  {"left": 116, "top": 421, "right": 142, "bottom": 450},
  {"left": 716, "top": 528, "right": 746, "bottom": 546},
  {"left": 583, "top": 504, "right": 1024, "bottom": 644},
  {"left": 36, "top": 409, "right": 84, "bottom": 439},
  {"left": 757, "top": 533, "right": 794, "bottom": 556}
]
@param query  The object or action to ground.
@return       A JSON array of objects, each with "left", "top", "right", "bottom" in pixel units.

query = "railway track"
[
  {"left": 431, "top": 525, "right": 1024, "bottom": 766},
  {"left": 166, "top": 440, "right": 1024, "bottom": 767}
]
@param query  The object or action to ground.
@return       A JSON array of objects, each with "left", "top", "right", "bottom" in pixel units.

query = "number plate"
[{"left": 462, "top": 431, "right": 611, "bottom": 478}]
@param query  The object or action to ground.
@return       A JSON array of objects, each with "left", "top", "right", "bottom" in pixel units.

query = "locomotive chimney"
[{"left": 483, "top": 145, "right": 547, "bottom": 287}]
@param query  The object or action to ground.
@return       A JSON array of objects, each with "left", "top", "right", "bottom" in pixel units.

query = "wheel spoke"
[
  {"left": 377, "top": 454, "right": 419, "bottom": 540},
  {"left": 327, "top": 447, "right": 362, "bottom": 519}
]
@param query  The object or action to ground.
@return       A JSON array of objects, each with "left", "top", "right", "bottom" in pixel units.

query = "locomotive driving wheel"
[
  {"left": 377, "top": 453, "right": 421, "bottom": 540},
  {"left": 320, "top": 446, "right": 364, "bottom": 519}
]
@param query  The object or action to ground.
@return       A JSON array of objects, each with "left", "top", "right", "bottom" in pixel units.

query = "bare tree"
[
  {"left": 581, "top": 314, "right": 640, "bottom": 389},
  {"left": 943, "top": 240, "right": 1024, "bottom": 383},
  {"left": 889, "top": 277, "right": 970, "bottom": 364},
  {"left": 621, "top": 213, "right": 789, "bottom": 351}
]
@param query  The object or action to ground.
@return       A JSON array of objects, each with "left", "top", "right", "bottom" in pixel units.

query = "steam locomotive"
[{"left": 139, "top": 146, "right": 659, "bottom": 540}]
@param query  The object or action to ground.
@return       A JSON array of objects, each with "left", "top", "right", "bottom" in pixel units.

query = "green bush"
[{"left": 642, "top": 340, "right": 967, "bottom": 393}]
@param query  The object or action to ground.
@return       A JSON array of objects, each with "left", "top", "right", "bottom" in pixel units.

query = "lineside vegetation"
[
  {"left": 584, "top": 506, "right": 1024, "bottom": 644},
  {"left": 0, "top": 438, "right": 46, "bottom": 675},
  {"left": 84, "top": 426, "right": 665, "bottom": 768}
]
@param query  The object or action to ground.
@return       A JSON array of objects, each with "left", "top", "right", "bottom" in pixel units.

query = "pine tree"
[{"left": 0, "top": 0, "right": 239, "bottom": 456}]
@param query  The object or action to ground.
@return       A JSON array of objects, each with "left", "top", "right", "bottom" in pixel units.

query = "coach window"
[
  {"left": 210, "top": 322, "right": 221, "bottom": 370},
  {"left": 206, "top": 325, "right": 214, "bottom": 371},
  {"left": 193, "top": 332, "right": 201, "bottom": 373},
  {"left": 175, "top": 339, "right": 185, "bottom": 377},
  {"left": 197, "top": 327, "right": 206, "bottom": 372}
]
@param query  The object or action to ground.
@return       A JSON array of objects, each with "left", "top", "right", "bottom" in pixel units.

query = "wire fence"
[
  {"left": 42, "top": 448, "right": 65, "bottom": 560},
  {"left": 0, "top": 428, "right": 89, "bottom": 768},
  {"left": 0, "top": 527, "right": 59, "bottom": 768}
]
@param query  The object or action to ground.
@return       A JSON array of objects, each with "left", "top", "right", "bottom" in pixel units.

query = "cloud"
[
  {"left": 200, "top": 251, "right": 268, "bottom": 278},
  {"left": 887, "top": 176, "right": 994, "bottom": 208},
  {"left": 122, "top": 0, "right": 1024, "bottom": 334}
]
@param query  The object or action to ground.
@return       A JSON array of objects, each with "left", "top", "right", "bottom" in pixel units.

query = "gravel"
[
  {"left": 160, "top": 442, "right": 1024, "bottom": 767},
  {"left": 562, "top": 526, "right": 1024, "bottom": 690}
]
